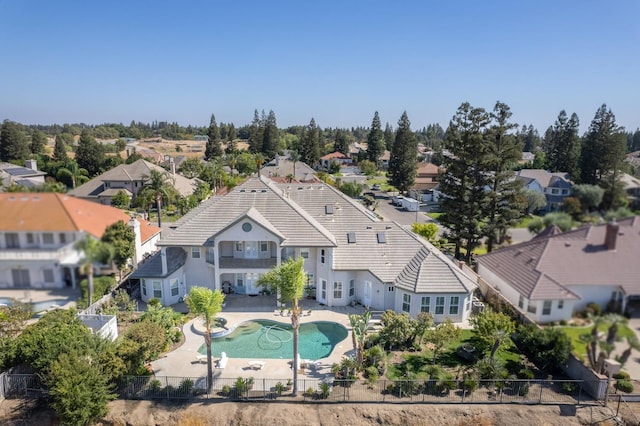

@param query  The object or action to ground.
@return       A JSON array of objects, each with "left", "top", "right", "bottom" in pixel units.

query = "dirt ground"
[{"left": 0, "top": 399, "right": 633, "bottom": 426}]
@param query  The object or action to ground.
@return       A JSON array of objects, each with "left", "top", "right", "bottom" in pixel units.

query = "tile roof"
[
  {"left": 477, "top": 217, "right": 640, "bottom": 300},
  {"left": 516, "top": 169, "right": 571, "bottom": 188},
  {"left": 0, "top": 193, "right": 160, "bottom": 243},
  {"left": 68, "top": 159, "right": 198, "bottom": 198},
  {"left": 159, "top": 175, "right": 475, "bottom": 294}
]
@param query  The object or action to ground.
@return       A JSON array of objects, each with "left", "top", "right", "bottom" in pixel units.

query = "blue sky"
[{"left": 1, "top": 0, "right": 638, "bottom": 134}]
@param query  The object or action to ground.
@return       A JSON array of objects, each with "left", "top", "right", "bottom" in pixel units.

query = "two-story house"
[
  {"left": 68, "top": 159, "right": 198, "bottom": 206},
  {"left": 516, "top": 169, "right": 572, "bottom": 212},
  {"left": 131, "top": 175, "right": 477, "bottom": 322},
  {"left": 0, "top": 193, "right": 160, "bottom": 290},
  {"left": 1, "top": 160, "right": 47, "bottom": 188}
]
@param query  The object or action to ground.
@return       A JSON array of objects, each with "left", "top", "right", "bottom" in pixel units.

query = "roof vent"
[
  {"left": 261, "top": 189, "right": 267, "bottom": 193},
  {"left": 385, "top": 225, "right": 392, "bottom": 229},
  {"left": 251, "top": 189, "right": 256, "bottom": 192},
  {"left": 377, "top": 232, "right": 386, "bottom": 244},
  {"left": 325, "top": 204, "right": 334, "bottom": 215},
  {"left": 297, "top": 186, "right": 304, "bottom": 190},
  {"left": 366, "top": 225, "right": 372, "bottom": 229},
  {"left": 565, "top": 242, "right": 571, "bottom": 247},
  {"left": 240, "top": 189, "right": 246, "bottom": 192}
]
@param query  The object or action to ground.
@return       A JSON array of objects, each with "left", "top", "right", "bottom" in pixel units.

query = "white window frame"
[
  {"left": 320, "top": 249, "right": 325, "bottom": 264},
  {"left": 435, "top": 296, "right": 445, "bottom": 315},
  {"left": 402, "top": 294, "right": 411, "bottom": 313},
  {"left": 142, "top": 279, "right": 147, "bottom": 296},
  {"left": 170, "top": 278, "right": 179, "bottom": 296},
  {"left": 421, "top": 296, "right": 430, "bottom": 313},
  {"left": 518, "top": 295, "right": 524, "bottom": 309},
  {"left": 333, "top": 281, "right": 343, "bottom": 299},
  {"left": 191, "top": 247, "right": 201, "bottom": 259},
  {"left": 153, "top": 281, "right": 162, "bottom": 299},
  {"left": 527, "top": 304, "right": 537, "bottom": 314},
  {"left": 42, "top": 233, "right": 54, "bottom": 244},
  {"left": 449, "top": 296, "right": 459, "bottom": 315},
  {"left": 558, "top": 300, "right": 564, "bottom": 310},
  {"left": 260, "top": 241, "right": 269, "bottom": 253},
  {"left": 300, "top": 248, "right": 309, "bottom": 259},
  {"left": 349, "top": 279, "right": 355, "bottom": 298},
  {"left": 235, "top": 242, "right": 243, "bottom": 252},
  {"left": 306, "top": 273, "right": 314, "bottom": 287},
  {"left": 236, "top": 273, "right": 244, "bottom": 287},
  {"left": 321, "top": 279, "right": 327, "bottom": 300},
  {"left": 542, "top": 300, "right": 552, "bottom": 315}
]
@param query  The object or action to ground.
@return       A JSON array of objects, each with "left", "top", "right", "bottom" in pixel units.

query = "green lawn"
[
  {"left": 386, "top": 329, "right": 522, "bottom": 379},
  {"left": 427, "top": 212, "right": 443, "bottom": 221},
  {"left": 558, "top": 323, "right": 635, "bottom": 361}
]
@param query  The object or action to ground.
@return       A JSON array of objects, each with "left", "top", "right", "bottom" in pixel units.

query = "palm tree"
[
  {"left": 141, "top": 169, "right": 175, "bottom": 227},
  {"left": 258, "top": 257, "right": 306, "bottom": 396},
  {"left": 289, "top": 150, "right": 300, "bottom": 180},
  {"left": 75, "top": 236, "right": 114, "bottom": 310},
  {"left": 185, "top": 286, "right": 225, "bottom": 392}
]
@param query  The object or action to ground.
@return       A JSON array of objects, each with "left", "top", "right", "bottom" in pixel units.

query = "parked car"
[{"left": 371, "top": 184, "right": 381, "bottom": 191}]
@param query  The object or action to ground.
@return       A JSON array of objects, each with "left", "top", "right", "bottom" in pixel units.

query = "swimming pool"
[
  {"left": 199, "top": 319, "right": 348, "bottom": 360},
  {"left": 0, "top": 298, "right": 70, "bottom": 312}
]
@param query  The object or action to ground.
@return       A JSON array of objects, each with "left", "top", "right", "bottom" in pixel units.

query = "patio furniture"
[
  {"left": 247, "top": 360, "right": 265, "bottom": 370},
  {"left": 217, "top": 352, "right": 228, "bottom": 369},
  {"left": 196, "top": 354, "right": 207, "bottom": 364}
]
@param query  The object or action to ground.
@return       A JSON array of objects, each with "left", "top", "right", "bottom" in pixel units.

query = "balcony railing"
[
  {"left": 0, "top": 244, "right": 77, "bottom": 261},
  {"left": 218, "top": 257, "right": 277, "bottom": 269}
]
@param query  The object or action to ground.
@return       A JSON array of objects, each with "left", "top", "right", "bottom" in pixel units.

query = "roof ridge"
[
  {"left": 56, "top": 193, "right": 82, "bottom": 232},
  {"left": 261, "top": 176, "right": 337, "bottom": 246}
]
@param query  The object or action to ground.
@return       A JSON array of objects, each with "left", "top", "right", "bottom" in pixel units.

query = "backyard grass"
[
  {"left": 558, "top": 322, "right": 635, "bottom": 361},
  {"left": 386, "top": 329, "right": 523, "bottom": 380},
  {"left": 427, "top": 212, "right": 443, "bottom": 221}
]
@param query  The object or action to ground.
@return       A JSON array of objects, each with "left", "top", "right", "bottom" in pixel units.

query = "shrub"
[
  {"left": 462, "top": 376, "right": 479, "bottom": 394},
  {"left": 614, "top": 371, "right": 630, "bottom": 380},
  {"left": 518, "top": 383, "right": 530, "bottom": 396},
  {"left": 178, "top": 378, "right": 194, "bottom": 395},
  {"left": 616, "top": 380, "right": 634, "bottom": 393},
  {"left": 148, "top": 379, "right": 162, "bottom": 395},
  {"left": 559, "top": 319, "right": 568, "bottom": 326},
  {"left": 561, "top": 382, "right": 578, "bottom": 394},
  {"left": 586, "top": 302, "right": 602, "bottom": 317},
  {"left": 220, "top": 385, "right": 231, "bottom": 397},
  {"left": 319, "top": 382, "right": 331, "bottom": 399},
  {"left": 306, "top": 386, "right": 315, "bottom": 397},
  {"left": 274, "top": 382, "right": 286, "bottom": 395},
  {"left": 517, "top": 368, "right": 534, "bottom": 380}
]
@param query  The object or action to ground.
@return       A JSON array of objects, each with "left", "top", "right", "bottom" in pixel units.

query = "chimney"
[
  {"left": 605, "top": 221, "right": 619, "bottom": 250},
  {"left": 25, "top": 159, "right": 38, "bottom": 171},
  {"left": 169, "top": 157, "right": 175, "bottom": 175},
  {"left": 128, "top": 216, "right": 142, "bottom": 268}
]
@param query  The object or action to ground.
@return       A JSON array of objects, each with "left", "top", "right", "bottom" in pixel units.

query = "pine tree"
[
  {"left": 0, "top": 120, "right": 30, "bottom": 162},
  {"left": 226, "top": 123, "right": 238, "bottom": 154},
  {"left": 383, "top": 122, "right": 394, "bottom": 151},
  {"left": 438, "top": 103, "right": 492, "bottom": 262},
  {"left": 581, "top": 105, "right": 627, "bottom": 209},
  {"left": 53, "top": 134, "right": 68, "bottom": 162},
  {"left": 248, "top": 110, "right": 264, "bottom": 153},
  {"left": 483, "top": 102, "right": 524, "bottom": 252},
  {"left": 30, "top": 129, "right": 47, "bottom": 155},
  {"left": 205, "top": 114, "right": 222, "bottom": 161},
  {"left": 519, "top": 124, "right": 541, "bottom": 153},
  {"left": 333, "top": 129, "right": 348, "bottom": 154},
  {"left": 387, "top": 112, "right": 418, "bottom": 193},
  {"left": 300, "top": 118, "right": 320, "bottom": 167},
  {"left": 75, "top": 129, "right": 104, "bottom": 176},
  {"left": 545, "top": 111, "right": 581, "bottom": 179},
  {"left": 261, "top": 110, "right": 279, "bottom": 159},
  {"left": 366, "top": 112, "right": 385, "bottom": 167}
]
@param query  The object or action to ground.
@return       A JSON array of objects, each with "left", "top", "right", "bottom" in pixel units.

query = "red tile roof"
[{"left": 0, "top": 193, "right": 160, "bottom": 243}]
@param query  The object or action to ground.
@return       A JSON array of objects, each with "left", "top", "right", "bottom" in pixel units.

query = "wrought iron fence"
[{"left": 1, "top": 373, "right": 600, "bottom": 406}]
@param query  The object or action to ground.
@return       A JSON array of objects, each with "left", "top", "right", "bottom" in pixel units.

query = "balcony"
[
  {"left": 218, "top": 257, "right": 277, "bottom": 269},
  {"left": 0, "top": 244, "right": 77, "bottom": 262}
]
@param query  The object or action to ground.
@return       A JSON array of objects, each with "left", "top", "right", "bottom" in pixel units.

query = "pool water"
[{"left": 199, "top": 319, "right": 348, "bottom": 360}]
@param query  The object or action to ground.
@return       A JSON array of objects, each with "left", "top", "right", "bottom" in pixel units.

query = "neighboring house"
[
  {"left": 620, "top": 173, "right": 640, "bottom": 208},
  {"left": 131, "top": 175, "right": 477, "bottom": 322},
  {"left": 412, "top": 162, "right": 442, "bottom": 191},
  {"left": 68, "top": 159, "right": 199, "bottom": 206},
  {"left": 379, "top": 150, "right": 391, "bottom": 170},
  {"left": 476, "top": 218, "right": 640, "bottom": 323},
  {"left": 320, "top": 152, "right": 351, "bottom": 170},
  {"left": 0, "top": 160, "right": 47, "bottom": 189},
  {"left": 124, "top": 146, "right": 165, "bottom": 163},
  {"left": 516, "top": 169, "right": 572, "bottom": 212},
  {"left": 260, "top": 153, "right": 317, "bottom": 182},
  {"left": 0, "top": 193, "right": 161, "bottom": 290},
  {"left": 520, "top": 151, "right": 535, "bottom": 164}
]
